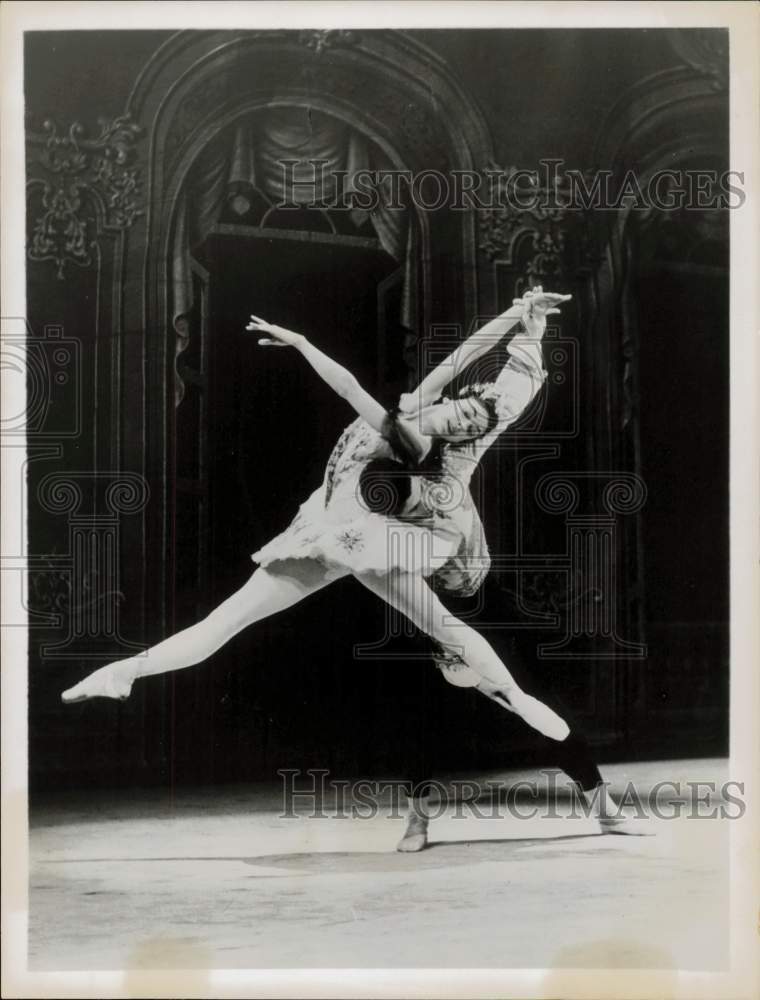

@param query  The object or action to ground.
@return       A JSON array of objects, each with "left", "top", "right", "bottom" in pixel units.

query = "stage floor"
[{"left": 29, "top": 759, "right": 731, "bottom": 971}]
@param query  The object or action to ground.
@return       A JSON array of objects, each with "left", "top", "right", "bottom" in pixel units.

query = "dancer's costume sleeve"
[
  {"left": 430, "top": 333, "right": 548, "bottom": 680},
  {"left": 486, "top": 334, "right": 547, "bottom": 430}
]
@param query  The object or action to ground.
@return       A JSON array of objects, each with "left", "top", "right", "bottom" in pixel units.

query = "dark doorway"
[
  {"left": 632, "top": 206, "right": 729, "bottom": 752},
  {"left": 205, "top": 230, "right": 400, "bottom": 588},
  {"left": 166, "top": 228, "right": 438, "bottom": 785}
]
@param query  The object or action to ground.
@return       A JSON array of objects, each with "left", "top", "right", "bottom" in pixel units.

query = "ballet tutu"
[{"left": 251, "top": 417, "right": 491, "bottom": 597}]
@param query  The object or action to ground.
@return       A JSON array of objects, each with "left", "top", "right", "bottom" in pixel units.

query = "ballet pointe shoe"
[
  {"left": 396, "top": 810, "right": 429, "bottom": 853},
  {"left": 481, "top": 684, "right": 570, "bottom": 742},
  {"left": 513, "top": 692, "right": 570, "bottom": 740},
  {"left": 61, "top": 661, "right": 136, "bottom": 704}
]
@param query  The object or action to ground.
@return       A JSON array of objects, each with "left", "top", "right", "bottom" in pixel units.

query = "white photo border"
[{"left": 2, "top": 3, "right": 758, "bottom": 998}]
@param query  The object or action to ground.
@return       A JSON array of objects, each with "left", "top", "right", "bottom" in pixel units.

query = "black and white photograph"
[{"left": 2, "top": 2, "right": 758, "bottom": 998}]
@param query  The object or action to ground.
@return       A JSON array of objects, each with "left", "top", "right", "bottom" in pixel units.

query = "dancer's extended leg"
[
  {"left": 62, "top": 558, "right": 340, "bottom": 703},
  {"left": 356, "top": 569, "right": 570, "bottom": 741}
]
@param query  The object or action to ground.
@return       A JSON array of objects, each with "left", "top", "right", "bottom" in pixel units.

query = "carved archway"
[
  {"left": 580, "top": 47, "right": 729, "bottom": 749},
  {"left": 117, "top": 29, "right": 495, "bottom": 639}
]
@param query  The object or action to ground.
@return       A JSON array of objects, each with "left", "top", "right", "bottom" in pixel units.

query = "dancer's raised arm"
[
  {"left": 404, "top": 304, "right": 523, "bottom": 410},
  {"left": 245, "top": 316, "right": 433, "bottom": 462},
  {"left": 400, "top": 288, "right": 572, "bottom": 412}
]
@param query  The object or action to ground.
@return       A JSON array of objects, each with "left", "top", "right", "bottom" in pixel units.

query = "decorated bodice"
[
  {"left": 322, "top": 416, "right": 499, "bottom": 517},
  {"left": 321, "top": 348, "right": 547, "bottom": 515},
  {"left": 323, "top": 418, "right": 388, "bottom": 506},
  {"left": 322, "top": 342, "right": 547, "bottom": 513}
]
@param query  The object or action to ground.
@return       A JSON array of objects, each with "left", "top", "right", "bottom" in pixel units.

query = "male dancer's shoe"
[
  {"left": 555, "top": 733, "right": 654, "bottom": 836},
  {"left": 598, "top": 815, "right": 653, "bottom": 836},
  {"left": 396, "top": 810, "right": 429, "bottom": 852}
]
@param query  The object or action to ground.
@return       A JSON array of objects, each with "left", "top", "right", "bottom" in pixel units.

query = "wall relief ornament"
[
  {"left": 28, "top": 549, "right": 124, "bottom": 622},
  {"left": 163, "top": 52, "right": 449, "bottom": 175},
  {"left": 296, "top": 29, "right": 361, "bottom": 54},
  {"left": 27, "top": 115, "right": 143, "bottom": 278},
  {"left": 476, "top": 161, "right": 571, "bottom": 284}
]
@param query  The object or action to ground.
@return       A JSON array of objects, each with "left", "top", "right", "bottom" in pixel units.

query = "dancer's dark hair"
[
  {"left": 455, "top": 386, "right": 500, "bottom": 435},
  {"left": 358, "top": 394, "right": 500, "bottom": 516}
]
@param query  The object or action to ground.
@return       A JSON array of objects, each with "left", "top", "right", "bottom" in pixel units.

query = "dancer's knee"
[{"left": 201, "top": 605, "right": 251, "bottom": 648}]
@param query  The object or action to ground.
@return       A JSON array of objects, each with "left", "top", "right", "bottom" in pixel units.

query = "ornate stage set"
[{"left": 24, "top": 29, "right": 729, "bottom": 789}]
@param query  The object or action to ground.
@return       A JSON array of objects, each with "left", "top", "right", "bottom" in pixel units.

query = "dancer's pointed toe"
[
  {"left": 489, "top": 687, "right": 570, "bottom": 741},
  {"left": 61, "top": 664, "right": 135, "bottom": 704},
  {"left": 61, "top": 685, "right": 89, "bottom": 704}
]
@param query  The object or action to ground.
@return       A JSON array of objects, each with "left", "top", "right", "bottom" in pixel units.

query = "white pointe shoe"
[
  {"left": 61, "top": 662, "right": 136, "bottom": 704},
  {"left": 488, "top": 688, "right": 570, "bottom": 741}
]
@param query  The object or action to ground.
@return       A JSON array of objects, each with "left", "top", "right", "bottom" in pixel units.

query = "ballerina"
[{"left": 62, "top": 286, "right": 574, "bottom": 745}]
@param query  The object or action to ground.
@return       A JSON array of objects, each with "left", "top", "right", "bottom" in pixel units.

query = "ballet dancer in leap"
[{"left": 62, "top": 287, "right": 578, "bottom": 746}]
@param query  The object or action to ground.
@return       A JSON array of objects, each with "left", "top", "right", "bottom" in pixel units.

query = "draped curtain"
[{"left": 171, "top": 108, "right": 417, "bottom": 335}]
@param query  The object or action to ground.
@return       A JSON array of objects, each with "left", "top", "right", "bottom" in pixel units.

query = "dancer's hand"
[
  {"left": 398, "top": 392, "right": 419, "bottom": 414},
  {"left": 245, "top": 315, "right": 305, "bottom": 348},
  {"left": 514, "top": 286, "right": 572, "bottom": 337},
  {"left": 513, "top": 286, "right": 572, "bottom": 316}
]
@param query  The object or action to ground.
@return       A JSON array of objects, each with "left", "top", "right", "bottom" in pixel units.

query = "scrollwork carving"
[
  {"left": 27, "top": 551, "right": 125, "bottom": 620},
  {"left": 27, "top": 550, "right": 72, "bottom": 618},
  {"left": 29, "top": 183, "right": 95, "bottom": 278},
  {"left": 517, "top": 570, "right": 576, "bottom": 616},
  {"left": 297, "top": 29, "right": 360, "bottom": 54},
  {"left": 27, "top": 115, "right": 143, "bottom": 278},
  {"left": 476, "top": 161, "right": 572, "bottom": 282}
]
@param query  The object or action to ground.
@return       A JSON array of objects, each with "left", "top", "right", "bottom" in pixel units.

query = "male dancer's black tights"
[{"left": 405, "top": 671, "right": 603, "bottom": 813}]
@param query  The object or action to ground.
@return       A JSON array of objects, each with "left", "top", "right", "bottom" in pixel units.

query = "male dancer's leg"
[
  {"left": 395, "top": 679, "right": 648, "bottom": 848},
  {"left": 397, "top": 665, "right": 434, "bottom": 853},
  {"left": 62, "top": 558, "right": 343, "bottom": 702}
]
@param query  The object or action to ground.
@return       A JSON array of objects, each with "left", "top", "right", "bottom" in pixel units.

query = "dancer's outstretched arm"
[
  {"left": 400, "top": 287, "right": 572, "bottom": 411},
  {"left": 245, "top": 316, "right": 432, "bottom": 462}
]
